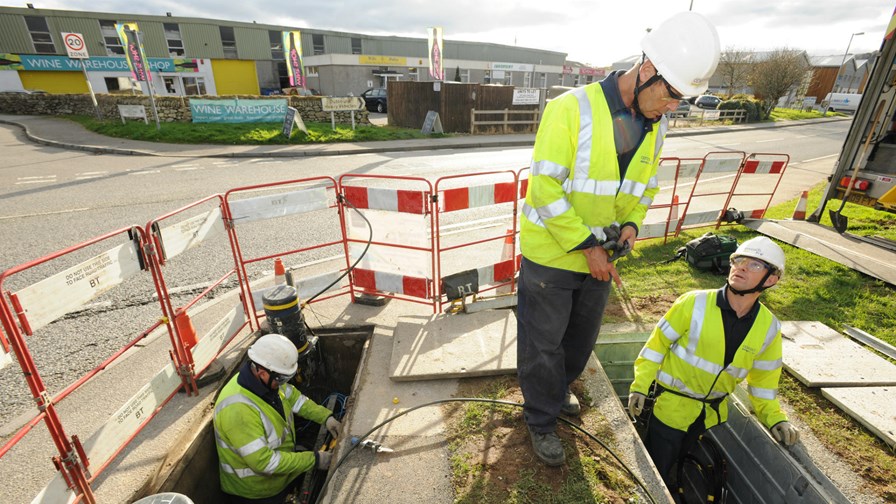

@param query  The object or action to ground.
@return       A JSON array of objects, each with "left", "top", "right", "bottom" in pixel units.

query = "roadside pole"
[
  {"left": 135, "top": 30, "right": 161, "bottom": 131},
  {"left": 80, "top": 60, "right": 102, "bottom": 120},
  {"left": 61, "top": 32, "right": 102, "bottom": 120}
]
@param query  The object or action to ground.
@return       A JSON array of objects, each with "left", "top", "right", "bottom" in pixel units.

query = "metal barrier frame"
[
  {"left": 144, "top": 193, "right": 243, "bottom": 394},
  {"left": 0, "top": 225, "right": 151, "bottom": 504},
  {"left": 338, "top": 173, "right": 438, "bottom": 312},
  {"left": 432, "top": 170, "right": 520, "bottom": 312},
  {"left": 222, "top": 177, "right": 347, "bottom": 326}
]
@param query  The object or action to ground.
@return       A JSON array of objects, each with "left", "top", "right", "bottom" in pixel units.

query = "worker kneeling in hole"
[
  {"left": 214, "top": 334, "right": 342, "bottom": 504},
  {"left": 629, "top": 237, "right": 800, "bottom": 488}
]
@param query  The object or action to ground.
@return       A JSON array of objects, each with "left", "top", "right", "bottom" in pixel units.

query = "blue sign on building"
[{"left": 6, "top": 54, "right": 191, "bottom": 73}]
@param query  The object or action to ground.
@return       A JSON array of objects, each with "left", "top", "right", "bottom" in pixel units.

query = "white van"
[{"left": 824, "top": 92, "right": 862, "bottom": 112}]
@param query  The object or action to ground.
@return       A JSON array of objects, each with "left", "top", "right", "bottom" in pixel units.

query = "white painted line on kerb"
[
  {"left": 0, "top": 207, "right": 91, "bottom": 220},
  {"left": 75, "top": 175, "right": 102, "bottom": 180},
  {"left": 802, "top": 153, "right": 838, "bottom": 163},
  {"left": 129, "top": 170, "right": 161, "bottom": 175},
  {"left": 658, "top": 173, "right": 737, "bottom": 191}
]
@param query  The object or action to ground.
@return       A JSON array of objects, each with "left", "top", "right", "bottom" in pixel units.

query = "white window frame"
[
  {"left": 460, "top": 69, "right": 470, "bottom": 83},
  {"left": 220, "top": 26, "right": 237, "bottom": 59},
  {"left": 182, "top": 76, "right": 207, "bottom": 96},
  {"left": 25, "top": 16, "right": 55, "bottom": 54},
  {"left": 164, "top": 23, "right": 185, "bottom": 57},
  {"left": 98, "top": 20, "right": 123, "bottom": 56}
]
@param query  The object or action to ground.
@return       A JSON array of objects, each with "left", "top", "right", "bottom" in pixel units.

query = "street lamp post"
[{"left": 826, "top": 32, "right": 863, "bottom": 115}]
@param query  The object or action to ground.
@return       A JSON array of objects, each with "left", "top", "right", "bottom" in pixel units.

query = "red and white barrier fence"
[{"left": 0, "top": 152, "right": 793, "bottom": 502}]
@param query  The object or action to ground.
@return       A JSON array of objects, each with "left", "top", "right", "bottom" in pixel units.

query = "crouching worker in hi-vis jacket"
[
  {"left": 629, "top": 237, "right": 799, "bottom": 488},
  {"left": 214, "top": 334, "right": 342, "bottom": 504}
]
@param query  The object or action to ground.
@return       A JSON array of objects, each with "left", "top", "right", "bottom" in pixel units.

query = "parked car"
[
  {"left": 695, "top": 95, "right": 721, "bottom": 109},
  {"left": 361, "top": 88, "right": 387, "bottom": 113},
  {"left": 667, "top": 99, "right": 691, "bottom": 118}
]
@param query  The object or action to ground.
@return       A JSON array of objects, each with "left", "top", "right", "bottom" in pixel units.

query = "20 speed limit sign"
[{"left": 62, "top": 32, "right": 89, "bottom": 59}]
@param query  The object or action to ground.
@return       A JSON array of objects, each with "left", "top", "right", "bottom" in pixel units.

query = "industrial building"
[{"left": 0, "top": 6, "right": 606, "bottom": 98}]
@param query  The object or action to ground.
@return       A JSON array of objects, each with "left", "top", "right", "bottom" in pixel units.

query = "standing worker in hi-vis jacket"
[{"left": 517, "top": 11, "right": 721, "bottom": 467}]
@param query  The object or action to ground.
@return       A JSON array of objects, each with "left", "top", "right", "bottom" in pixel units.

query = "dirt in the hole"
[
  {"left": 603, "top": 292, "right": 680, "bottom": 324},
  {"left": 443, "top": 376, "right": 637, "bottom": 503}
]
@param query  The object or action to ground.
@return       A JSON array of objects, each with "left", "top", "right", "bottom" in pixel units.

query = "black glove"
[{"left": 316, "top": 450, "right": 332, "bottom": 470}]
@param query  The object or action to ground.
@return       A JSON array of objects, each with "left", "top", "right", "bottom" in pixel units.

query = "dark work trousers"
[
  {"left": 517, "top": 256, "right": 611, "bottom": 433},
  {"left": 645, "top": 416, "right": 688, "bottom": 488}
]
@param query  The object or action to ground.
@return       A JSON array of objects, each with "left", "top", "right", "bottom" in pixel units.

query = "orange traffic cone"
[
  {"left": 792, "top": 191, "right": 808, "bottom": 220},
  {"left": 670, "top": 195, "right": 680, "bottom": 223},
  {"left": 497, "top": 229, "right": 515, "bottom": 294},
  {"left": 274, "top": 258, "right": 286, "bottom": 285},
  {"left": 174, "top": 308, "right": 198, "bottom": 350}
]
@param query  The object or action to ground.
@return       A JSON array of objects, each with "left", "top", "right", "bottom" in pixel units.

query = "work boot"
[
  {"left": 528, "top": 427, "right": 566, "bottom": 466},
  {"left": 561, "top": 389, "right": 581, "bottom": 416}
]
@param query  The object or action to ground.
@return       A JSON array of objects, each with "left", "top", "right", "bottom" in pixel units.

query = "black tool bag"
[{"left": 679, "top": 233, "right": 738, "bottom": 274}]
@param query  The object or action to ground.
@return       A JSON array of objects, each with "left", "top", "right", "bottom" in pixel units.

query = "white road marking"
[
  {"left": 76, "top": 171, "right": 108, "bottom": 176},
  {"left": 802, "top": 154, "right": 838, "bottom": 163},
  {"left": 756, "top": 139, "right": 779, "bottom": 143},
  {"left": 75, "top": 175, "right": 102, "bottom": 180},
  {"left": 129, "top": 170, "right": 161, "bottom": 175},
  {"left": 15, "top": 175, "right": 57, "bottom": 184},
  {"left": 0, "top": 207, "right": 91, "bottom": 220},
  {"left": 175, "top": 166, "right": 201, "bottom": 171},
  {"left": 658, "top": 173, "right": 736, "bottom": 190}
]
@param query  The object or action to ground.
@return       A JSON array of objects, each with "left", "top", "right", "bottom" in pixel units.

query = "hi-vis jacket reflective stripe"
[
  {"left": 520, "top": 83, "right": 666, "bottom": 273},
  {"left": 631, "top": 290, "right": 788, "bottom": 432},
  {"left": 214, "top": 373, "right": 332, "bottom": 499}
]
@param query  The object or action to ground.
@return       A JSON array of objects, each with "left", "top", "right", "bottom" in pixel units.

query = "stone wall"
[{"left": 0, "top": 94, "right": 371, "bottom": 125}]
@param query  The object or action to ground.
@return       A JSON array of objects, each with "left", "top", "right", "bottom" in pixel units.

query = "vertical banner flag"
[
  {"left": 283, "top": 31, "right": 305, "bottom": 88},
  {"left": 115, "top": 22, "right": 151, "bottom": 82},
  {"left": 427, "top": 27, "right": 444, "bottom": 80}
]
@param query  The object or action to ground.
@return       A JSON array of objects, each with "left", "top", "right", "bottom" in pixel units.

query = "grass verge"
[
  {"left": 66, "top": 115, "right": 447, "bottom": 144},
  {"left": 444, "top": 376, "right": 639, "bottom": 504}
]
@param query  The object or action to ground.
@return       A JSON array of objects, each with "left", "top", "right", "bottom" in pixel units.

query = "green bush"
[{"left": 719, "top": 98, "right": 762, "bottom": 122}]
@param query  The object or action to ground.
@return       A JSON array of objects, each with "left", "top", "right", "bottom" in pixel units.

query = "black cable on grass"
[{"left": 313, "top": 398, "right": 659, "bottom": 504}]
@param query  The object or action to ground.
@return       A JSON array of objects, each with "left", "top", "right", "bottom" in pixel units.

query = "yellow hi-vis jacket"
[
  {"left": 631, "top": 290, "right": 788, "bottom": 432},
  {"left": 213, "top": 373, "right": 332, "bottom": 499},
  {"left": 521, "top": 82, "right": 666, "bottom": 272}
]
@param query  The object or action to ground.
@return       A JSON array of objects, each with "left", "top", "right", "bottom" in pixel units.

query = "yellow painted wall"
[
  {"left": 211, "top": 60, "right": 259, "bottom": 95},
  {"left": 19, "top": 71, "right": 88, "bottom": 93}
]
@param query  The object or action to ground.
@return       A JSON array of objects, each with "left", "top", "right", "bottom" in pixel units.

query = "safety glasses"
[
  {"left": 662, "top": 78, "right": 685, "bottom": 101},
  {"left": 271, "top": 370, "right": 296, "bottom": 384},
  {"left": 730, "top": 256, "right": 771, "bottom": 273}
]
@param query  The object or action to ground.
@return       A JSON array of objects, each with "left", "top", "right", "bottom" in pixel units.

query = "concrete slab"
[
  {"left": 821, "top": 387, "right": 896, "bottom": 449},
  {"left": 781, "top": 321, "right": 896, "bottom": 387},
  {"left": 389, "top": 310, "right": 517, "bottom": 381},
  {"left": 744, "top": 219, "right": 896, "bottom": 286}
]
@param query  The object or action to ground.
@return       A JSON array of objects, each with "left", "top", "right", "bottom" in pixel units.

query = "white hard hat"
[
  {"left": 247, "top": 334, "right": 298, "bottom": 376},
  {"left": 731, "top": 237, "right": 785, "bottom": 276},
  {"left": 641, "top": 12, "right": 721, "bottom": 97}
]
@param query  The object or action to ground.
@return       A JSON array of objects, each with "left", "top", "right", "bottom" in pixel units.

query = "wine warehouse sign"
[{"left": 0, "top": 53, "right": 199, "bottom": 73}]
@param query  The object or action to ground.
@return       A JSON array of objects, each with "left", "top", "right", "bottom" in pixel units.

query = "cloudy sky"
[{"left": 32, "top": 0, "right": 896, "bottom": 65}]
